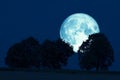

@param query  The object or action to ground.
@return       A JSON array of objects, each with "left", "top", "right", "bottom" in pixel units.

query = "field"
[{"left": 0, "top": 68, "right": 119, "bottom": 80}]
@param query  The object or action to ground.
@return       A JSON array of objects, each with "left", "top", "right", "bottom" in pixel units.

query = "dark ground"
[{"left": 0, "top": 68, "right": 120, "bottom": 80}]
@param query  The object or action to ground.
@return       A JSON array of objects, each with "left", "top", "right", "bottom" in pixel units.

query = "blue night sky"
[{"left": 0, "top": 0, "right": 120, "bottom": 71}]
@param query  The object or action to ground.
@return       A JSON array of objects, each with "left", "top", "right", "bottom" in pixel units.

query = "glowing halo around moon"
[{"left": 60, "top": 13, "right": 100, "bottom": 53}]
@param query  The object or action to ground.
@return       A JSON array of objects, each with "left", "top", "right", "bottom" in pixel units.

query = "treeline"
[
  {"left": 5, "top": 33, "right": 114, "bottom": 71},
  {"left": 5, "top": 37, "right": 74, "bottom": 69}
]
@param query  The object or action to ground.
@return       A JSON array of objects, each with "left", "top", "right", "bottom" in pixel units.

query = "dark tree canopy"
[
  {"left": 5, "top": 37, "right": 74, "bottom": 69},
  {"left": 5, "top": 36, "right": 41, "bottom": 68},
  {"left": 78, "top": 33, "right": 114, "bottom": 71},
  {"left": 41, "top": 38, "right": 74, "bottom": 69}
]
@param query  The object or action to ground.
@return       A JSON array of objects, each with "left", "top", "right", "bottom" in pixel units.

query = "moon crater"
[{"left": 60, "top": 13, "right": 100, "bottom": 53}]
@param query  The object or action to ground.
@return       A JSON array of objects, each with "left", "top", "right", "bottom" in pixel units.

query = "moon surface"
[{"left": 60, "top": 13, "right": 100, "bottom": 53}]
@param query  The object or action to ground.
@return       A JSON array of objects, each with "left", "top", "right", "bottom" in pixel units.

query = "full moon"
[{"left": 60, "top": 13, "right": 100, "bottom": 53}]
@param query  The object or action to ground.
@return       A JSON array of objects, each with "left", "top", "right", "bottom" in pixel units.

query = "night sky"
[{"left": 0, "top": 0, "right": 120, "bottom": 71}]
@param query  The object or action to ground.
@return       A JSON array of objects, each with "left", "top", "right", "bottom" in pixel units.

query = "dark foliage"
[
  {"left": 78, "top": 33, "right": 114, "bottom": 71},
  {"left": 5, "top": 37, "right": 41, "bottom": 68},
  {"left": 41, "top": 38, "right": 74, "bottom": 69},
  {"left": 5, "top": 37, "right": 74, "bottom": 69}
]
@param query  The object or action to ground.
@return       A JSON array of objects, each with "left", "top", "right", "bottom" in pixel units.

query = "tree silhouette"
[
  {"left": 5, "top": 36, "right": 41, "bottom": 68},
  {"left": 5, "top": 37, "right": 74, "bottom": 69},
  {"left": 41, "top": 38, "right": 74, "bottom": 69},
  {"left": 78, "top": 33, "right": 114, "bottom": 71}
]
